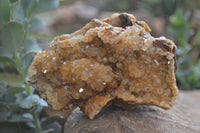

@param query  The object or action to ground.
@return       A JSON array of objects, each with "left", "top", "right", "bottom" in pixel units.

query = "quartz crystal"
[{"left": 28, "top": 13, "right": 178, "bottom": 119}]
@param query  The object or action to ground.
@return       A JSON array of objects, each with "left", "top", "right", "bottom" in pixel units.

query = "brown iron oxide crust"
[{"left": 28, "top": 13, "right": 178, "bottom": 119}]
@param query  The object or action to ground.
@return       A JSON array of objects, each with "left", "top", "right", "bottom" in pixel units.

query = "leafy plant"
[
  {"left": 168, "top": 9, "right": 200, "bottom": 89},
  {"left": 0, "top": 0, "right": 62, "bottom": 132},
  {"left": 142, "top": 0, "right": 190, "bottom": 18},
  {"left": 142, "top": 0, "right": 200, "bottom": 89},
  {"left": 168, "top": 9, "right": 191, "bottom": 47}
]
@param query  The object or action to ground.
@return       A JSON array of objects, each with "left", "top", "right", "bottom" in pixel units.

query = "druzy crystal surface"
[{"left": 28, "top": 13, "right": 178, "bottom": 119}]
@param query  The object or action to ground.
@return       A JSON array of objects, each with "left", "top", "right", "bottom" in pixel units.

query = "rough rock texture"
[
  {"left": 64, "top": 91, "right": 200, "bottom": 133},
  {"left": 28, "top": 13, "right": 178, "bottom": 119}
]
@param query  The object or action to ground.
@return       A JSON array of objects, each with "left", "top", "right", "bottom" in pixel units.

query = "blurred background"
[
  {"left": 39, "top": 0, "right": 200, "bottom": 90},
  {"left": 0, "top": 0, "right": 200, "bottom": 132}
]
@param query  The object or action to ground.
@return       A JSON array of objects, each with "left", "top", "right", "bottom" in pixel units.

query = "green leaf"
[
  {"left": 23, "top": 52, "right": 35, "bottom": 74},
  {"left": 8, "top": 114, "right": 33, "bottom": 122},
  {"left": 5, "top": 87, "right": 25, "bottom": 102},
  {"left": 35, "top": 106, "right": 43, "bottom": 115},
  {"left": 43, "top": 122, "right": 61, "bottom": 133},
  {"left": 0, "top": 0, "right": 10, "bottom": 28},
  {"left": 0, "top": 45, "right": 12, "bottom": 57},
  {"left": 35, "top": 0, "right": 40, "bottom": 3},
  {"left": 16, "top": 91, "right": 26, "bottom": 105},
  {"left": 29, "top": 16, "right": 45, "bottom": 33},
  {"left": 32, "top": 0, "right": 59, "bottom": 14},
  {"left": 0, "top": 103, "right": 11, "bottom": 121},
  {"left": 23, "top": 20, "right": 29, "bottom": 35},
  {"left": 23, "top": 37, "right": 41, "bottom": 73},
  {"left": 0, "top": 45, "right": 12, "bottom": 68},
  {"left": 0, "top": 56, "right": 16, "bottom": 70},
  {"left": 23, "top": 113, "right": 34, "bottom": 121},
  {"left": 0, "top": 56, "right": 16, "bottom": 66},
  {"left": 0, "top": 81, "right": 6, "bottom": 99},
  {"left": 26, "top": 121, "right": 35, "bottom": 128},
  {"left": 0, "top": 73, "right": 24, "bottom": 87},
  {"left": 0, "top": 22, "right": 25, "bottom": 54},
  {"left": 42, "top": 115, "right": 63, "bottom": 128},
  {"left": 194, "top": 30, "right": 200, "bottom": 45},
  {"left": 18, "top": 94, "right": 47, "bottom": 109},
  {"left": 8, "top": 103, "right": 21, "bottom": 112},
  {"left": 24, "top": 37, "right": 41, "bottom": 54},
  {"left": 21, "top": 0, "right": 34, "bottom": 17},
  {"left": 6, "top": 87, "right": 25, "bottom": 96},
  {"left": 10, "top": 0, "right": 18, "bottom": 3},
  {"left": 12, "top": 1, "right": 26, "bottom": 23}
]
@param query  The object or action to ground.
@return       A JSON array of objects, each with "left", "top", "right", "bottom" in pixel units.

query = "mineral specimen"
[{"left": 28, "top": 13, "right": 179, "bottom": 119}]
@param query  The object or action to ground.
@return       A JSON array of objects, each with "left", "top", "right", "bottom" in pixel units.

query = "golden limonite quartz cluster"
[{"left": 28, "top": 13, "right": 178, "bottom": 119}]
